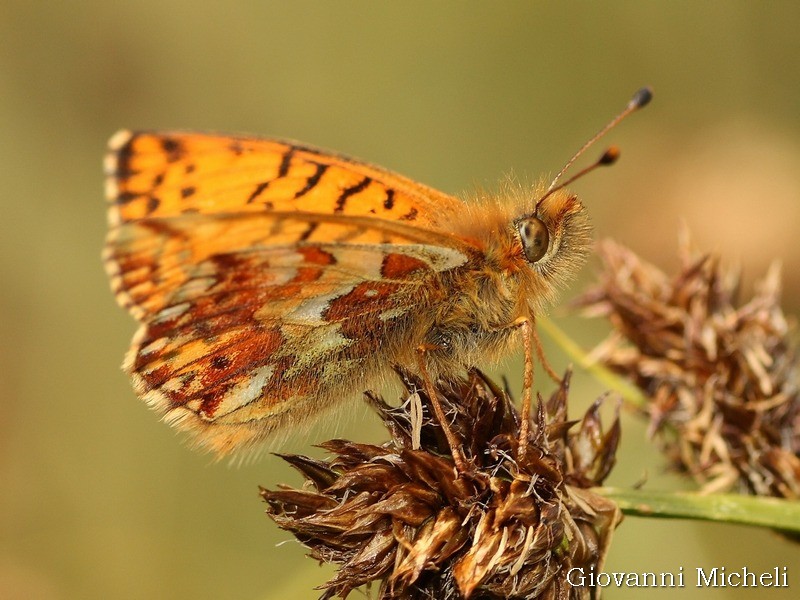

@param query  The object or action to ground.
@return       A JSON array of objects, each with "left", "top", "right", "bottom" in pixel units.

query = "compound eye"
[{"left": 518, "top": 217, "right": 550, "bottom": 263}]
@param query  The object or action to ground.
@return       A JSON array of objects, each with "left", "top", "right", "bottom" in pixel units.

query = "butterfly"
[{"left": 104, "top": 89, "right": 651, "bottom": 457}]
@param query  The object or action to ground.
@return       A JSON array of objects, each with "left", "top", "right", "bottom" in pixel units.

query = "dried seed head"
[
  {"left": 261, "top": 369, "right": 622, "bottom": 599},
  {"left": 576, "top": 237, "right": 800, "bottom": 498}
]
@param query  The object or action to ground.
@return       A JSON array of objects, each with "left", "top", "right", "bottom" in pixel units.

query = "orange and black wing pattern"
[{"left": 103, "top": 131, "right": 472, "bottom": 454}]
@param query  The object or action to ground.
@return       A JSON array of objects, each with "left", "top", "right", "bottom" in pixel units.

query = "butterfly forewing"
[{"left": 105, "top": 131, "right": 462, "bottom": 226}]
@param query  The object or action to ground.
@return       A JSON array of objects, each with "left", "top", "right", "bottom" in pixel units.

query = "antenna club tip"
[
  {"left": 630, "top": 86, "right": 654, "bottom": 109},
  {"left": 599, "top": 146, "right": 621, "bottom": 165}
]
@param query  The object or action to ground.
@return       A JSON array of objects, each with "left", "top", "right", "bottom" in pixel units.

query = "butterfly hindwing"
[{"left": 125, "top": 241, "right": 466, "bottom": 454}]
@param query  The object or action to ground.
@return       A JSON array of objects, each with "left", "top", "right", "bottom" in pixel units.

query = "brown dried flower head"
[
  {"left": 261, "top": 369, "right": 622, "bottom": 599},
  {"left": 577, "top": 237, "right": 800, "bottom": 497}
]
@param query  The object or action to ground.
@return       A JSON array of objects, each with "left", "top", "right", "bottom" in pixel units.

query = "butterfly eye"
[{"left": 517, "top": 217, "right": 550, "bottom": 263}]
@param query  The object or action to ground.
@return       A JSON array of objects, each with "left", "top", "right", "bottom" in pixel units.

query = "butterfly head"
[
  {"left": 512, "top": 187, "right": 592, "bottom": 301},
  {"left": 456, "top": 181, "right": 591, "bottom": 317},
  {"left": 499, "top": 86, "right": 653, "bottom": 309},
  {"left": 500, "top": 144, "right": 625, "bottom": 309}
]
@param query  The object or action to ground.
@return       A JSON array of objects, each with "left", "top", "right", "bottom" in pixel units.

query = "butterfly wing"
[
  {"left": 104, "top": 132, "right": 474, "bottom": 454},
  {"left": 105, "top": 130, "right": 462, "bottom": 225},
  {"left": 104, "top": 131, "right": 468, "bottom": 320}
]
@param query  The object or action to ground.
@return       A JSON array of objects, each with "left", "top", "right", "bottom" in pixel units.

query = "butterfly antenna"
[{"left": 535, "top": 86, "right": 652, "bottom": 211}]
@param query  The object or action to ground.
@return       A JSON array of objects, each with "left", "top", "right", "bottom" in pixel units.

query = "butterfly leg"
[
  {"left": 415, "top": 345, "right": 468, "bottom": 473},
  {"left": 531, "top": 319, "right": 563, "bottom": 385},
  {"left": 515, "top": 317, "right": 535, "bottom": 461},
  {"left": 499, "top": 317, "right": 560, "bottom": 459}
]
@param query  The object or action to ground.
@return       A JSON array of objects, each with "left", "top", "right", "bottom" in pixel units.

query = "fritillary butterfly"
[{"left": 104, "top": 89, "right": 651, "bottom": 456}]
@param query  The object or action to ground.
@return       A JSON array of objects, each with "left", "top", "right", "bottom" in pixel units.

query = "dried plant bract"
[
  {"left": 261, "top": 369, "right": 622, "bottom": 599},
  {"left": 577, "top": 238, "right": 800, "bottom": 497}
]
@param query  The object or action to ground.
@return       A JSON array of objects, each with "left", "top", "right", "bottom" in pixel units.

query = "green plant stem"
[
  {"left": 542, "top": 316, "right": 800, "bottom": 534},
  {"left": 594, "top": 487, "right": 800, "bottom": 534}
]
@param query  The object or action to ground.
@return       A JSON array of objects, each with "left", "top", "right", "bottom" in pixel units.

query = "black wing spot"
[
  {"left": 211, "top": 355, "right": 231, "bottom": 370},
  {"left": 278, "top": 148, "right": 294, "bottom": 178},
  {"left": 114, "top": 140, "right": 136, "bottom": 178},
  {"left": 299, "top": 222, "right": 318, "bottom": 241},
  {"left": 293, "top": 162, "right": 328, "bottom": 199},
  {"left": 334, "top": 177, "right": 372, "bottom": 212},
  {"left": 246, "top": 148, "right": 296, "bottom": 204},
  {"left": 180, "top": 186, "right": 196, "bottom": 199},
  {"left": 115, "top": 191, "right": 138, "bottom": 205},
  {"left": 400, "top": 207, "right": 418, "bottom": 221},
  {"left": 246, "top": 181, "right": 270, "bottom": 204},
  {"left": 383, "top": 189, "right": 395, "bottom": 210},
  {"left": 146, "top": 196, "right": 160, "bottom": 214},
  {"left": 161, "top": 137, "right": 184, "bottom": 163}
]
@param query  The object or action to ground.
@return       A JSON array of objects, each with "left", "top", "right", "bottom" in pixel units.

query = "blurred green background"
[{"left": 2, "top": 2, "right": 799, "bottom": 599}]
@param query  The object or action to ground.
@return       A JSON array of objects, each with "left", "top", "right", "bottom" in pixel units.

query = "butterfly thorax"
[{"left": 412, "top": 187, "right": 592, "bottom": 375}]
